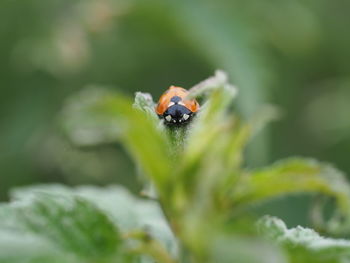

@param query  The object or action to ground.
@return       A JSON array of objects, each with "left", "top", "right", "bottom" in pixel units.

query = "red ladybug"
[{"left": 155, "top": 86, "right": 199, "bottom": 124}]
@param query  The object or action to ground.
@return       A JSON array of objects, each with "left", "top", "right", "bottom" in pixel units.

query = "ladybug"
[{"left": 155, "top": 86, "right": 199, "bottom": 125}]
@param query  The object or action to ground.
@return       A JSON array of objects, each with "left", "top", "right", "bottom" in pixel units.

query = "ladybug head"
[{"left": 163, "top": 96, "right": 193, "bottom": 125}]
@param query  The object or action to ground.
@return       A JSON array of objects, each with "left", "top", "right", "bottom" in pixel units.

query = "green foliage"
[
  {"left": 258, "top": 216, "right": 350, "bottom": 263},
  {"left": 0, "top": 190, "right": 125, "bottom": 263},
  {"left": 233, "top": 158, "right": 350, "bottom": 234},
  {"left": 0, "top": 185, "right": 176, "bottom": 263},
  {"left": 2, "top": 72, "right": 350, "bottom": 262}
]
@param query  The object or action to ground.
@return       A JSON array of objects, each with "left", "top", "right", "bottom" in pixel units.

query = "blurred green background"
[{"left": 1, "top": 0, "right": 349, "bottom": 227}]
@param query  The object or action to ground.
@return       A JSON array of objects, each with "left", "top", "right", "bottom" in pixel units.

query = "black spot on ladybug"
[{"left": 170, "top": 96, "right": 182, "bottom": 103}]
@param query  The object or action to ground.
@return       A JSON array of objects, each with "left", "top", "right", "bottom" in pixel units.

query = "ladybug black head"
[{"left": 163, "top": 104, "right": 192, "bottom": 125}]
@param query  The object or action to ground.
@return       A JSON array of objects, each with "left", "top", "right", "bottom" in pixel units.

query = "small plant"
[{"left": 1, "top": 71, "right": 350, "bottom": 263}]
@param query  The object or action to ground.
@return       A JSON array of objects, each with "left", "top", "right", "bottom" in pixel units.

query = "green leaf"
[
  {"left": 61, "top": 86, "right": 173, "bottom": 195},
  {"left": 187, "top": 70, "right": 237, "bottom": 99},
  {"left": 11, "top": 184, "right": 178, "bottom": 259},
  {"left": 0, "top": 186, "right": 134, "bottom": 263},
  {"left": 133, "top": 91, "right": 159, "bottom": 121},
  {"left": 210, "top": 236, "right": 287, "bottom": 263},
  {"left": 60, "top": 87, "right": 122, "bottom": 147},
  {"left": 180, "top": 77, "right": 237, "bottom": 184},
  {"left": 15, "top": 193, "right": 122, "bottom": 259},
  {"left": 232, "top": 158, "right": 350, "bottom": 234},
  {"left": 97, "top": 94, "right": 174, "bottom": 194},
  {"left": 0, "top": 229, "right": 78, "bottom": 263},
  {"left": 258, "top": 216, "right": 350, "bottom": 263}
]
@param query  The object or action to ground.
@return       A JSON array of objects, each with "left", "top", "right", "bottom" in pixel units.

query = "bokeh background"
[{"left": 1, "top": 0, "right": 349, "bottom": 227}]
